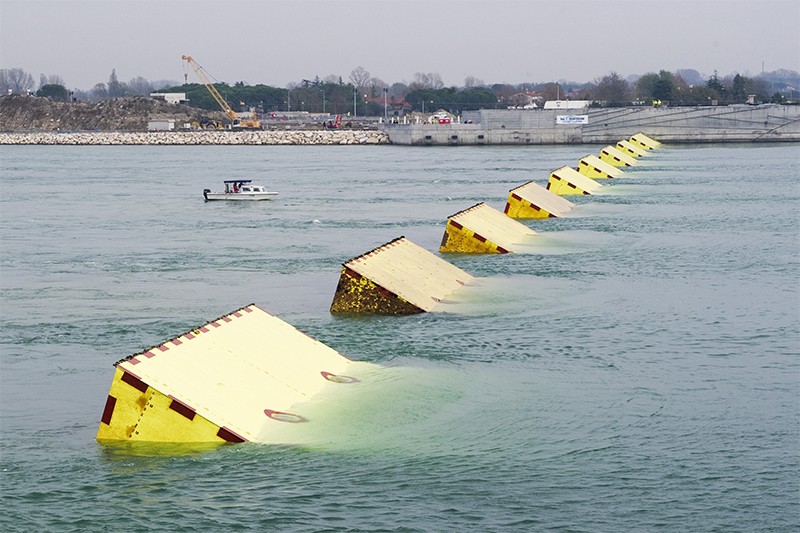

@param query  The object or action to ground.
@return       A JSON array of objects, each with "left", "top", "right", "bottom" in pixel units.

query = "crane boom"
[{"left": 181, "top": 54, "right": 260, "bottom": 129}]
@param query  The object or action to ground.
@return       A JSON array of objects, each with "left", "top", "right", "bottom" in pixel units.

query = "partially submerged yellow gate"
[
  {"left": 599, "top": 145, "right": 638, "bottom": 167},
  {"left": 616, "top": 139, "right": 648, "bottom": 158},
  {"left": 440, "top": 202, "right": 537, "bottom": 253},
  {"left": 546, "top": 165, "right": 604, "bottom": 195},
  {"left": 504, "top": 181, "right": 575, "bottom": 219},
  {"left": 577, "top": 154, "right": 624, "bottom": 179},
  {"left": 97, "top": 304, "right": 370, "bottom": 444},
  {"left": 630, "top": 132, "right": 661, "bottom": 150},
  {"left": 330, "top": 236, "right": 474, "bottom": 314}
]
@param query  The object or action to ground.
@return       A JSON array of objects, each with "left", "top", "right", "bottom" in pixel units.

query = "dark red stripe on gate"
[
  {"left": 217, "top": 427, "right": 246, "bottom": 443},
  {"left": 121, "top": 370, "right": 148, "bottom": 392},
  {"left": 344, "top": 267, "right": 362, "bottom": 280},
  {"left": 101, "top": 395, "right": 117, "bottom": 425},
  {"left": 168, "top": 398, "right": 196, "bottom": 420}
]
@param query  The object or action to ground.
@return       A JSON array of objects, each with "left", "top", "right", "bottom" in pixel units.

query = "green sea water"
[{"left": 1, "top": 143, "right": 798, "bottom": 531}]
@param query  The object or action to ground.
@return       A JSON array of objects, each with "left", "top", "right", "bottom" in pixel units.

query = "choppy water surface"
[{"left": 1, "top": 143, "right": 798, "bottom": 532}]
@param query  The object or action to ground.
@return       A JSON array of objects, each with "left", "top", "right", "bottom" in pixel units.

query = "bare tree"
[
  {"left": 90, "top": 82, "right": 108, "bottom": 102},
  {"left": 127, "top": 76, "right": 154, "bottom": 96},
  {"left": 464, "top": 75, "right": 484, "bottom": 88},
  {"left": 409, "top": 72, "right": 444, "bottom": 90},
  {"left": 0, "top": 68, "right": 35, "bottom": 94},
  {"left": 39, "top": 74, "right": 65, "bottom": 88},
  {"left": 593, "top": 72, "right": 630, "bottom": 104},
  {"left": 349, "top": 66, "right": 371, "bottom": 89},
  {"left": 367, "top": 76, "right": 386, "bottom": 97}
]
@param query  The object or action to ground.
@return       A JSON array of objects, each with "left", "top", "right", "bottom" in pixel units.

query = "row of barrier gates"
[{"left": 96, "top": 133, "right": 662, "bottom": 445}]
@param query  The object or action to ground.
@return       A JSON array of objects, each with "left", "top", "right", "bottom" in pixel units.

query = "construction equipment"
[
  {"left": 324, "top": 114, "right": 343, "bottom": 129},
  {"left": 181, "top": 54, "right": 261, "bottom": 130}
]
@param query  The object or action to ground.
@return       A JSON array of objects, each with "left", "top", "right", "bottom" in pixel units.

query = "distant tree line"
[
  {"left": 0, "top": 67, "right": 169, "bottom": 102},
  {"left": 584, "top": 69, "right": 787, "bottom": 106},
  {"left": 1, "top": 65, "right": 797, "bottom": 114}
]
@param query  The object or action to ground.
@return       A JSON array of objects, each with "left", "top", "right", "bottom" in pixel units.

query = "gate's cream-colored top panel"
[{"left": 344, "top": 237, "right": 474, "bottom": 311}]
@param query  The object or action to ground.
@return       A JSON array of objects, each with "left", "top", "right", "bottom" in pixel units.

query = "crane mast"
[{"left": 181, "top": 54, "right": 260, "bottom": 129}]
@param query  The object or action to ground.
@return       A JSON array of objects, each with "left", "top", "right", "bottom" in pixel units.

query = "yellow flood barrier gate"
[
  {"left": 616, "top": 139, "right": 648, "bottom": 158},
  {"left": 630, "top": 132, "right": 661, "bottom": 150},
  {"left": 577, "top": 154, "right": 624, "bottom": 179},
  {"left": 440, "top": 202, "right": 537, "bottom": 254},
  {"left": 97, "top": 304, "right": 371, "bottom": 444},
  {"left": 330, "top": 236, "right": 474, "bottom": 314},
  {"left": 505, "top": 181, "right": 575, "bottom": 219},
  {"left": 546, "top": 165, "right": 604, "bottom": 196},
  {"left": 599, "top": 145, "right": 639, "bottom": 167}
]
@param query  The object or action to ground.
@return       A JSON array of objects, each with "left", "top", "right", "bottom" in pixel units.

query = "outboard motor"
[{"left": 203, "top": 188, "right": 211, "bottom": 201}]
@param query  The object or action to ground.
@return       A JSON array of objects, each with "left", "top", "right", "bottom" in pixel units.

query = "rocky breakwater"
[{"left": 0, "top": 130, "right": 391, "bottom": 145}]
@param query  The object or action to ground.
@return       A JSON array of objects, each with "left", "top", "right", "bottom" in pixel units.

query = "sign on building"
[{"left": 556, "top": 115, "right": 589, "bottom": 125}]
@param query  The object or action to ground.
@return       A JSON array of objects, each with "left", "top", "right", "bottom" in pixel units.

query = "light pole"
[
  {"left": 383, "top": 87, "right": 388, "bottom": 122},
  {"left": 353, "top": 88, "right": 357, "bottom": 118}
]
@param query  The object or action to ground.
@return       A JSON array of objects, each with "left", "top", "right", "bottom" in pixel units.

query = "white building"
[
  {"left": 148, "top": 119, "right": 175, "bottom": 131},
  {"left": 150, "top": 92, "right": 188, "bottom": 105},
  {"left": 543, "top": 100, "right": 590, "bottom": 110}
]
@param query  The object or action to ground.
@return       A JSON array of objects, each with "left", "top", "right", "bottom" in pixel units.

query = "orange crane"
[{"left": 181, "top": 54, "right": 261, "bottom": 130}]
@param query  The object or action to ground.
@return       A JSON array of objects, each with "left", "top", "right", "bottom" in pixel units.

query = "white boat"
[{"left": 203, "top": 180, "right": 278, "bottom": 201}]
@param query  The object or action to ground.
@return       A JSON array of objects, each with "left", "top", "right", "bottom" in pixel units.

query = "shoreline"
[{"left": 0, "top": 130, "right": 391, "bottom": 145}]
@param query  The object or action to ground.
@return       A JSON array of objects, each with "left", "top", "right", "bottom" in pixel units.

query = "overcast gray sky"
[{"left": 1, "top": 0, "right": 798, "bottom": 90}]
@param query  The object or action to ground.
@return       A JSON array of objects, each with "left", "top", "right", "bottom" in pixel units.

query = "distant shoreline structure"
[
  {"left": 384, "top": 105, "right": 800, "bottom": 145},
  {"left": 0, "top": 130, "right": 390, "bottom": 145},
  {"left": 2, "top": 105, "right": 799, "bottom": 145}
]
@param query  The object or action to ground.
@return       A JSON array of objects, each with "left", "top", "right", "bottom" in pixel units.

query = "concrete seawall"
[
  {"left": 382, "top": 105, "right": 800, "bottom": 145},
  {"left": 0, "top": 130, "right": 390, "bottom": 145},
  {"left": 3, "top": 105, "right": 798, "bottom": 146}
]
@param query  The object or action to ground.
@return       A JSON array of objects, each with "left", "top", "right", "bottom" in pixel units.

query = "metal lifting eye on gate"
[{"left": 321, "top": 371, "right": 359, "bottom": 384}]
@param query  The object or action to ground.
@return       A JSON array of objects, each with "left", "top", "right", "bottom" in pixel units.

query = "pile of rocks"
[
  {"left": 0, "top": 94, "right": 228, "bottom": 132},
  {"left": 0, "top": 130, "right": 391, "bottom": 145}
]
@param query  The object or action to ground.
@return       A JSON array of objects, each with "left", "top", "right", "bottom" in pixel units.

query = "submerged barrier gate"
[
  {"left": 577, "top": 154, "right": 624, "bottom": 179},
  {"left": 546, "top": 165, "right": 604, "bottom": 196},
  {"left": 504, "top": 181, "right": 575, "bottom": 219},
  {"left": 440, "top": 202, "right": 537, "bottom": 253},
  {"left": 97, "top": 305, "right": 369, "bottom": 444},
  {"left": 330, "top": 236, "right": 474, "bottom": 314},
  {"left": 599, "top": 145, "right": 638, "bottom": 167}
]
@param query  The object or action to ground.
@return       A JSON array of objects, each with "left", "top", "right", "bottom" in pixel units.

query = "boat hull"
[{"left": 203, "top": 191, "right": 278, "bottom": 201}]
